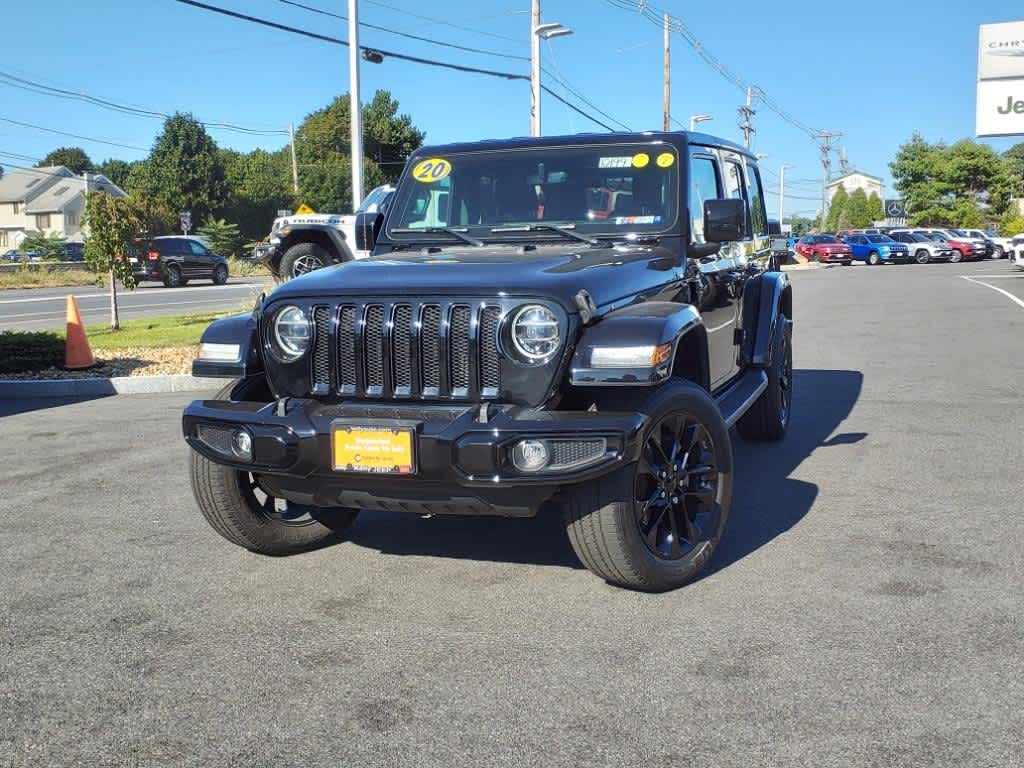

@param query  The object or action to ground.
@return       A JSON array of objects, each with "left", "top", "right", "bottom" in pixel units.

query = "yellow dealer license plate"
[{"left": 332, "top": 425, "right": 415, "bottom": 475}]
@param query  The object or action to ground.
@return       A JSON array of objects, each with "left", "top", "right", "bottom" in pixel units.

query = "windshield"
[
  {"left": 387, "top": 143, "right": 680, "bottom": 242},
  {"left": 950, "top": 229, "right": 968, "bottom": 237},
  {"left": 867, "top": 235, "right": 894, "bottom": 243},
  {"left": 906, "top": 233, "right": 929, "bottom": 242},
  {"left": 813, "top": 235, "right": 839, "bottom": 244}
]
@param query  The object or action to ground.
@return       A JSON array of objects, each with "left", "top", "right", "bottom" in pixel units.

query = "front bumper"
[{"left": 183, "top": 398, "right": 646, "bottom": 517}]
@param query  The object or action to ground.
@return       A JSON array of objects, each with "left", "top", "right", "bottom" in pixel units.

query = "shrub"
[{"left": 0, "top": 330, "right": 65, "bottom": 373}]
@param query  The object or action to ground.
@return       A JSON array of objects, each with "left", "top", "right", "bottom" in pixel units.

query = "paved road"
[
  {"left": 0, "top": 278, "right": 272, "bottom": 331},
  {"left": 1, "top": 260, "right": 1022, "bottom": 767}
]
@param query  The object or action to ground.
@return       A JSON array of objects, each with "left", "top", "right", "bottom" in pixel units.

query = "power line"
[
  {"left": 604, "top": 0, "right": 826, "bottom": 140},
  {"left": 274, "top": 0, "right": 529, "bottom": 61},
  {"left": 363, "top": 0, "right": 522, "bottom": 44},
  {"left": 0, "top": 117, "right": 148, "bottom": 153},
  {"left": 176, "top": 0, "right": 619, "bottom": 132},
  {"left": 0, "top": 69, "right": 288, "bottom": 136}
]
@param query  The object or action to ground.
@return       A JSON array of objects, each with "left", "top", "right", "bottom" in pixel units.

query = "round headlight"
[
  {"left": 510, "top": 304, "right": 561, "bottom": 363},
  {"left": 271, "top": 305, "right": 310, "bottom": 362}
]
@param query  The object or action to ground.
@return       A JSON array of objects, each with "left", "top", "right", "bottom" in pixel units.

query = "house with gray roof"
[{"left": 0, "top": 166, "right": 126, "bottom": 250}]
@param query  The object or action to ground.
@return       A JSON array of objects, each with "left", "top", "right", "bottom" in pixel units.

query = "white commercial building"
[{"left": 826, "top": 171, "right": 884, "bottom": 203}]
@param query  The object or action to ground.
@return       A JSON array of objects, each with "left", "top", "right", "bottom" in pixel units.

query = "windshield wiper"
[
  {"left": 391, "top": 226, "right": 483, "bottom": 246},
  {"left": 489, "top": 223, "right": 604, "bottom": 247}
]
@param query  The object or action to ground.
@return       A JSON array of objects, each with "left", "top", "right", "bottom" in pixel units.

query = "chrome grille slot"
[
  {"left": 364, "top": 305, "right": 385, "bottom": 394},
  {"left": 449, "top": 305, "right": 472, "bottom": 396},
  {"left": 311, "top": 306, "right": 331, "bottom": 394}
]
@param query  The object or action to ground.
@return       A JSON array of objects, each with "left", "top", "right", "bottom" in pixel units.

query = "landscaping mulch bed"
[{"left": 0, "top": 346, "right": 195, "bottom": 380}]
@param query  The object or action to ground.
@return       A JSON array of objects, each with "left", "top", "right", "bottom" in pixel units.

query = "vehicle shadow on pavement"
[
  {"left": 345, "top": 368, "right": 864, "bottom": 574},
  {"left": 0, "top": 393, "right": 114, "bottom": 418},
  {"left": 705, "top": 368, "right": 865, "bottom": 577}
]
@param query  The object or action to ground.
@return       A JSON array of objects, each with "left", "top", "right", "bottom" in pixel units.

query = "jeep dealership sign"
[{"left": 977, "top": 21, "right": 1024, "bottom": 137}]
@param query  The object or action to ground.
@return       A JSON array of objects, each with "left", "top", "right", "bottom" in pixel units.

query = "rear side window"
[
  {"left": 688, "top": 155, "right": 721, "bottom": 243},
  {"left": 159, "top": 239, "right": 185, "bottom": 256}
]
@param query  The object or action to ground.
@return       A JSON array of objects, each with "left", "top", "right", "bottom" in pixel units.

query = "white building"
[
  {"left": 0, "top": 166, "right": 126, "bottom": 250},
  {"left": 826, "top": 171, "right": 884, "bottom": 203}
]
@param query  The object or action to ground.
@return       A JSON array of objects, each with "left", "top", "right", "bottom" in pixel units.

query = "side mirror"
[
  {"left": 768, "top": 219, "right": 782, "bottom": 237},
  {"left": 354, "top": 211, "right": 383, "bottom": 252},
  {"left": 702, "top": 198, "right": 746, "bottom": 243}
]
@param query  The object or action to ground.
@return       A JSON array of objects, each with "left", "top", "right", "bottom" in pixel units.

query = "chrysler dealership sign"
[{"left": 977, "top": 21, "right": 1024, "bottom": 137}]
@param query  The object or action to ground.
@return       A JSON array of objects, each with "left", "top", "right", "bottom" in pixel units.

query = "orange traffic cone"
[{"left": 64, "top": 295, "right": 95, "bottom": 369}]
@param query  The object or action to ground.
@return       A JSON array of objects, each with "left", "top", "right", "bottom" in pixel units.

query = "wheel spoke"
[
  {"left": 680, "top": 505, "right": 700, "bottom": 544},
  {"left": 638, "top": 455, "right": 662, "bottom": 483},
  {"left": 684, "top": 485, "right": 716, "bottom": 506}
]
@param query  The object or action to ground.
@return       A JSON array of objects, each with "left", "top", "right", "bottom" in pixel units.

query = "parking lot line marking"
[
  {"left": 961, "top": 275, "right": 1024, "bottom": 310},
  {"left": 963, "top": 274, "right": 1024, "bottom": 279},
  {"left": 0, "top": 282, "right": 264, "bottom": 305},
  {"left": 1, "top": 297, "right": 247, "bottom": 325}
]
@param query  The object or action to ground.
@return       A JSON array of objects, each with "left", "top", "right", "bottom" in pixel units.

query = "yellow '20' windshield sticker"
[{"left": 412, "top": 158, "right": 452, "bottom": 183}]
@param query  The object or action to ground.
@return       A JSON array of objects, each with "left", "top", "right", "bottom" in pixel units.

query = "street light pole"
[
  {"left": 689, "top": 114, "right": 712, "bottom": 132},
  {"left": 662, "top": 12, "right": 670, "bottom": 132},
  {"left": 779, "top": 164, "right": 794, "bottom": 231},
  {"left": 348, "top": 0, "right": 364, "bottom": 211},
  {"left": 529, "top": 1, "right": 571, "bottom": 137}
]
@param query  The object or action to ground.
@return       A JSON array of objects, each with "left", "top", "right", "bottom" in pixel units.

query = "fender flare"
[
  {"left": 192, "top": 312, "right": 264, "bottom": 380},
  {"left": 569, "top": 301, "right": 707, "bottom": 388},
  {"left": 277, "top": 224, "right": 354, "bottom": 265},
  {"left": 740, "top": 271, "right": 791, "bottom": 368}
]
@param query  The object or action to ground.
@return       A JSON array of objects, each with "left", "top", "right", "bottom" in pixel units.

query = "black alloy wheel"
[
  {"left": 212, "top": 263, "right": 228, "bottom": 285},
  {"left": 634, "top": 413, "right": 722, "bottom": 561},
  {"left": 915, "top": 249, "right": 930, "bottom": 265},
  {"left": 163, "top": 264, "right": 182, "bottom": 287},
  {"left": 240, "top": 472, "right": 317, "bottom": 527}
]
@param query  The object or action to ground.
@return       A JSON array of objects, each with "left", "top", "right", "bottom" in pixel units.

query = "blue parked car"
[{"left": 842, "top": 233, "right": 910, "bottom": 265}]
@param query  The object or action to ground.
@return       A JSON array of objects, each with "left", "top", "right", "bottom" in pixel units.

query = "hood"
[{"left": 268, "top": 241, "right": 684, "bottom": 311}]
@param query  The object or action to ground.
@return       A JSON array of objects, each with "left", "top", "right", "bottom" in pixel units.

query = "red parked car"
[{"left": 795, "top": 234, "right": 853, "bottom": 265}]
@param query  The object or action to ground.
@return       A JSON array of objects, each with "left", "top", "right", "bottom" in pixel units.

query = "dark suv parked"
[
  {"left": 132, "top": 236, "right": 229, "bottom": 287},
  {"left": 182, "top": 131, "right": 793, "bottom": 592}
]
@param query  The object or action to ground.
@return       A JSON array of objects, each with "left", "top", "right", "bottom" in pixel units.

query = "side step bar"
[{"left": 716, "top": 369, "right": 768, "bottom": 428}]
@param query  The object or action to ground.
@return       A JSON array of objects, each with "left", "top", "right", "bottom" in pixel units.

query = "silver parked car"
[{"left": 890, "top": 231, "right": 955, "bottom": 264}]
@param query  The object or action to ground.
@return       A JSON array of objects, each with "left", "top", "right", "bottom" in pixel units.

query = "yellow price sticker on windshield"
[
  {"left": 656, "top": 152, "right": 676, "bottom": 168},
  {"left": 412, "top": 157, "right": 452, "bottom": 183},
  {"left": 632, "top": 152, "right": 650, "bottom": 168}
]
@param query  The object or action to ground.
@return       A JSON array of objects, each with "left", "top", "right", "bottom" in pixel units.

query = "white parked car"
[{"left": 1009, "top": 234, "right": 1024, "bottom": 269}]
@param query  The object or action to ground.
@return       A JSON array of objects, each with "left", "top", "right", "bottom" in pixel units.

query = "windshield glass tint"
[
  {"left": 866, "top": 235, "right": 893, "bottom": 243},
  {"left": 814, "top": 235, "right": 839, "bottom": 243},
  {"left": 388, "top": 144, "right": 679, "bottom": 238}
]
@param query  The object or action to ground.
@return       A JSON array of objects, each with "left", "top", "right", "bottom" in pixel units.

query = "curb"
[{"left": 0, "top": 374, "right": 225, "bottom": 399}]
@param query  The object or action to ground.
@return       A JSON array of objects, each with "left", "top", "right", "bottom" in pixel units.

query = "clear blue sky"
[{"left": 1, "top": 0, "right": 1021, "bottom": 218}]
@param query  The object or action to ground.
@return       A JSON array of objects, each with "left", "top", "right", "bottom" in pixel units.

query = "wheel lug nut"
[{"left": 671, "top": 496, "right": 679, "bottom": 504}]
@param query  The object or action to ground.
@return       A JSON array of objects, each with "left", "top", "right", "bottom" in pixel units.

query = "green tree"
[
  {"left": 38, "top": 147, "right": 93, "bottom": 174},
  {"left": 129, "top": 114, "right": 227, "bottom": 225},
  {"left": 999, "top": 214, "right": 1024, "bottom": 236},
  {"left": 197, "top": 217, "right": 242, "bottom": 259},
  {"left": 19, "top": 233, "right": 65, "bottom": 261},
  {"left": 84, "top": 191, "right": 143, "bottom": 330},
  {"left": 867, "top": 192, "right": 884, "bottom": 223},
  {"left": 220, "top": 148, "right": 293, "bottom": 241},
  {"left": 95, "top": 158, "right": 137, "bottom": 189},
  {"left": 845, "top": 188, "right": 871, "bottom": 227},
  {"left": 295, "top": 89, "right": 423, "bottom": 210},
  {"left": 825, "top": 186, "right": 848, "bottom": 231}
]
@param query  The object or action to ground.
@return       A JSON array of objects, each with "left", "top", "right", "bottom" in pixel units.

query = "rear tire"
[
  {"left": 162, "top": 264, "right": 182, "bottom": 288},
  {"left": 279, "top": 242, "right": 332, "bottom": 281},
  {"left": 564, "top": 379, "right": 733, "bottom": 592},
  {"left": 737, "top": 317, "right": 792, "bottom": 442},
  {"left": 868, "top": 251, "right": 880, "bottom": 266}
]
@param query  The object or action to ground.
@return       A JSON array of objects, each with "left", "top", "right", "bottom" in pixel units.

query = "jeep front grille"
[{"left": 310, "top": 301, "right": 503, "bottom": 400}]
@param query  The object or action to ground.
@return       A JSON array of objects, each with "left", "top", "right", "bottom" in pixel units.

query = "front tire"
[
  {"left": 189, "top": 451, "right": 359, "bottom": 555},
  {"left": 564, "top": 379, "right": 733, "bottom": 592},
  {"left": 950, "top": 249, "right": 963, "bottom": 263},
  {"left": 737, "top": 317, "right": 792, "bottom": 442},
  {"left": 279, "top": 242, "right": 332, "bottom": 281},
  {"left": 212, "top": 263, "right": 228, "bottom": 285}
]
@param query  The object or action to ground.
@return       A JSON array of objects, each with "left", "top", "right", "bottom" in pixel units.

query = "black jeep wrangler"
[{"left": 183, "top": 131, "right": 792, "bottom": 592}]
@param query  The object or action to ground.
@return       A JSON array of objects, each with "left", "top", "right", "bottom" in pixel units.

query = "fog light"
[
  {"left": 231, "top": 429, "right": 253, "bottom": 461},
  {"left": 512, "top": 439, "right": 550, "bottom": 473}
]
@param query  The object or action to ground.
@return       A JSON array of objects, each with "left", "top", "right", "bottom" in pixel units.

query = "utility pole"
[
  {"left": 662, "top": 12, "right": 670, "bottom": 132},
  {"left": 739, "top": 86, "right": 757, "bottom": 149},
  {"left": 779, "top": 164, "right": 794, "bottom": 231},
  {"left": 814, "top": 131, "right": 841, "bottom": 226},
  {"left": 288, "top": 122, "right": 299, "bottom": 196},
  {"left": 348, "top": 0, "right": 364, "bottom": 211},
  {"left": 530, "top": 0, "right": 541, "bottom": 137}
]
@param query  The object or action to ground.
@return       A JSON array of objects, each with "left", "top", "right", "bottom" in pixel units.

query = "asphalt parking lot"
[{"left": 1, "top": 259, "right": 1022, "bottom": 767}]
